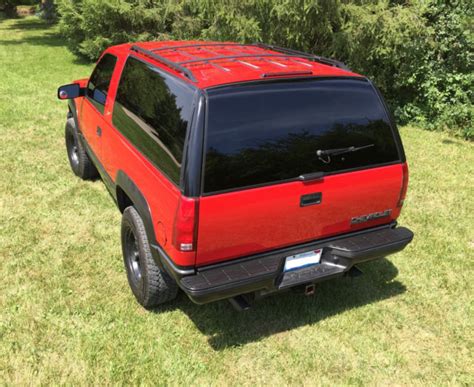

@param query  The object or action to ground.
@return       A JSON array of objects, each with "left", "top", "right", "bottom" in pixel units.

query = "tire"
[
  {"left": 65, "top": 117, "right": 99, "bottom": 180},
  {"left": 121, "top": 206, "right": 178, "bottom": 308}
]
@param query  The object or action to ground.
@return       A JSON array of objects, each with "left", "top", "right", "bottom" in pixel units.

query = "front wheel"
[
  {"left": 65, "top": 117, "right": 98, "bottom": 180},
  {"left": 121, "top": 206, "right": 178, "bottom": 309}
]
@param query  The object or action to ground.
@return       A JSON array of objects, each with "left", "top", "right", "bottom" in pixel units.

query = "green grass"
[{"left": 1, "top": 16, "right": 473, "bottom": 385}]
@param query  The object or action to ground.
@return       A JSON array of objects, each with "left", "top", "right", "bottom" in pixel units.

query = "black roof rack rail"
[
  {"left": 254, "top": 43, "right": 350, "bottom": 70},
  {"left": 150, "top": 42, "right": 249, "bottom": 52},
  {"left": 130, "top": 45, "right": 197, "bottom": 82},
  {"left": 178, "top": 53, "right": 317, "bottom": 65}
]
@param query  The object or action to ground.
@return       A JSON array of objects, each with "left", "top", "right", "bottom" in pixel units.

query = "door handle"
[
  {"left": 96, "top": 126, "right": 102, "bottom": 137},
  {"left": 300, "top": 192, "right": 322, "bottom": 207}
]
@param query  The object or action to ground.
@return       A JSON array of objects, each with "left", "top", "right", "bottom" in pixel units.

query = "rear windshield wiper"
[{"left": 316, "top": 144, "right": 374, "bottom": 163}]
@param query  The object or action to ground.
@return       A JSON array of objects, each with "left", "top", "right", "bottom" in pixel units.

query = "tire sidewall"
[
  {"left": 64, "top": 117, "right": 98, "bottom": 180},
  {"left": 121, "top": 206, "right": 178, "bottom": 308},
  {"left": 65, "top": 119, "right": 82, "bottom": 176},
  {"left": 121, "top": 209, "right": 149, "bottom": 303}
]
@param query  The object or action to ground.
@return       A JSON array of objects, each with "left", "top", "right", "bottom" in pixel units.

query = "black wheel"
[
  {"left": 121, "top": 206, "right": 178, "bottom": 308},
  {"left": 65, "top": 117, "right": 98, "bottom": 180}
]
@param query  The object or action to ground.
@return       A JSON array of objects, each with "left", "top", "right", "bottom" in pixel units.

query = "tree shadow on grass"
[
  {"left": 6, "top": 18, "right": 52, "bottom": 31},
  {"left": 157, "top": 258, "right": 406, "bottom": 350},
  {"left": 442, "top": 138, "right": 464, "bottom": 146},
  {"left": 0, "top": 33, "right": 65, "bottom": 47},
  {"left": 0, "top": 17, "right": 92, "bottom": 65},
  {"left": 0, "top": 17, "right": 62, "bottom": 46}
]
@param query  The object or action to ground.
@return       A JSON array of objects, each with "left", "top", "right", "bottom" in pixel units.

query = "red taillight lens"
[
  {"left": 172, "top": 196, "right": 199, "bottom": 252},
  {"left": 397, "top": 163, "right": 409, "bottom": 208}
]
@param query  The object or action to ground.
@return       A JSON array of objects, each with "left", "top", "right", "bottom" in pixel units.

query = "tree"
[{"left": 38, "top": 0, "right": 56, "bottom": 22}]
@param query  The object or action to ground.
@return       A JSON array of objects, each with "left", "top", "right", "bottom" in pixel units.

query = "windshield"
[{"left": 203, "top": 78, "right": 401, "bottom": 194}]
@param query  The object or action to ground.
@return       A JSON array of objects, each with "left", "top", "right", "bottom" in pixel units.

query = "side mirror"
[{"left": 57, "top": 83, "right": 85, "bottom": 100}]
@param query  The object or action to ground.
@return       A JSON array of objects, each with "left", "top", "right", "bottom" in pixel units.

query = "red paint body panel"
[
  {"left": 69, "top": 41, "right": 407, "bottom": 269},
  {"left": 196, "top": 164, "right": 403, "bottom": 266},
  {"left": 80, "top": 99, "right": 105, "bottom": 156},
  {"left": 76, "top": 48, "right": 196, "bottom": 266}
]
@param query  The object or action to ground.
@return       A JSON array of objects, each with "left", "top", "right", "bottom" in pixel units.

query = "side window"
[
  {"left": 112, "top": 57, "right": 195, "bottom": 185},
  {"left": 87, "top": 54, "right": 117, "bottom": 114}
]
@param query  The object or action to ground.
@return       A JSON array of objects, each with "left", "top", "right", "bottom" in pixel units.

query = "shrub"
[
  {"left": 57, "top": 0, "right": 178, "bottom": 59},
  {"left": 334, "top": 1, "right": 472, "bottom": 139}
]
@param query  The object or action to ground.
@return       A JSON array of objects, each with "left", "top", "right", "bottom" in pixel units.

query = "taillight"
[
  {"left": 172, "top": 196, "right": 199, "bottom": 252},
  {"left": 397, "top": 163, "right": 409, "bottom": 208}
]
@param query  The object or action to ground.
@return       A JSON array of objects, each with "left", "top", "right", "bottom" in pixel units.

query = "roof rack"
[
  {"left": 130, "top": 42, "right": 350, "bottom": 83},
  {"left": 150, "top": 42, "right": 249, "bottom": 52},
  {"left": 131, "top": 45, "right": 197, "bottom": 82},
  {"left": 254, "top": 43, "right": 350, "bottom": 70},
  {"left": 178, "top": 53, "right": 317, "bottom": 65}
]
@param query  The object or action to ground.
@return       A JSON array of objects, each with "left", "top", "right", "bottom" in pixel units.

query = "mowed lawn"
[{"left": 1, "top": 17, "right": 473, "bottom": 385}]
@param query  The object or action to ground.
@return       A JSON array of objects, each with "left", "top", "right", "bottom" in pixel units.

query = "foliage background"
[
  {"left": 1, "top": 0, "right": 471, "bottom": 137},
  {"left": 52, "top": 0, "right": 473, "bottom": 140}
]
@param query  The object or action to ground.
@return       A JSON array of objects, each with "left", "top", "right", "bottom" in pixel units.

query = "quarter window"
[
  {"left": 87, "top": 54, "right": 117, "bottom": 113},
  {"left": 112, "top": 57, "right": 195, "bottom": 185}
]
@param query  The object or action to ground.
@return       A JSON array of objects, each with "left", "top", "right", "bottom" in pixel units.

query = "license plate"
[{"left": 284, "top": 249, "right": 322, "bottom": 272}]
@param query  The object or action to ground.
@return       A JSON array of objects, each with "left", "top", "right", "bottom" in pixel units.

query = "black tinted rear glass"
[{"left": 204, "top": 79, "right": 400, "bottom": 193}]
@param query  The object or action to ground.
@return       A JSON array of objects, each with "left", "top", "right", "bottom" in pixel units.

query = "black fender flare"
[
  {"left": 67, "top": 99, "right": 80, "bottom": 132},
  {"left": 115, "top": 170, "right": 158, "bottom": 247},
  {"left": 115, "top": 170, "right": 195, "bottom": 278}
]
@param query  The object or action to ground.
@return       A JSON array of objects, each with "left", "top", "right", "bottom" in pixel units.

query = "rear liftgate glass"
[{"left": 203, "top": 78, "right": 400, "bottom": 194}]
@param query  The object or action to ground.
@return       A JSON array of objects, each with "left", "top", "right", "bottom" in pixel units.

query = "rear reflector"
[
  {"left": 397, "top": 163, "right": 409, "bottom": 207},
  {"left": 172, "top": 196, "right": 199, "bottom": 252}
]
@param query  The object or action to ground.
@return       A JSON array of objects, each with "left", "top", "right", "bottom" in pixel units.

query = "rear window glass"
[{"left": 204, "top": 79, "right": 400, "bottom": 194}]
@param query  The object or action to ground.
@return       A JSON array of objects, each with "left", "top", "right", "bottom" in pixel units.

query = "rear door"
[
  {"left": 196, "top": 78, "right": 405, "bottom": 266},
  {"left": 80, "top": 53, "right": 117, "bottom": 159}
]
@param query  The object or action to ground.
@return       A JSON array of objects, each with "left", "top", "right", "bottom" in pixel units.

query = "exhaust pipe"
[
  {"left": 305, "top": 284, "right": 316, "bottom": 296},
  {"left": 229, "top": 295, "right": 252, "bottom": 311}
]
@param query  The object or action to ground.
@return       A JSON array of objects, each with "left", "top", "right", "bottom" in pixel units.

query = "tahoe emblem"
[{"left": 351, "top": 209, "right": 392, "bottom": 225}]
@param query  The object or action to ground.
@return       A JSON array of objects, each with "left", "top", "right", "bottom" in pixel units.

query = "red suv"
[{"left": 58, "top": 41, "right": 413, "bottom": 310}]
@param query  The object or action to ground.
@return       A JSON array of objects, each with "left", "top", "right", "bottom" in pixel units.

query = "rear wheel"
[
  {"left": 121, "top": 206, "right": 178, "bottom": 308},
  {"left": 65, "top": 117, "right": 98, "bottom": 180}
]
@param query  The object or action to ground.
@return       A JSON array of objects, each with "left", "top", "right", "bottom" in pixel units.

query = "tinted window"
[
  {"left": 112, "top": 57, "right": 195, "bottom": 185},
  {"left": 87, "top": 54, "right": 117, "bottom": 113},
  {"left": 204, "top": 79, "right": 400, "bottom": 193}
]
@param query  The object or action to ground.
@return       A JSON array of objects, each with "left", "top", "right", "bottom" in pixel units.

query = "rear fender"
[
  {"left": 115, "top": 171, "right": 157, "bottom": 245},
  {"left": 115, "top": 171, "right": 168, "bottom": 272}
]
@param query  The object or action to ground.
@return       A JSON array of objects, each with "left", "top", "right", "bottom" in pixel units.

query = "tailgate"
[{"left": 196, "top": 163, "right": 403, "bottom": 266}]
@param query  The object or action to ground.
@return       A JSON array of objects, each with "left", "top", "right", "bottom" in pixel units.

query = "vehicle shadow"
[{"left": 157, "top": 258, "right": 406, "bottom": 350}]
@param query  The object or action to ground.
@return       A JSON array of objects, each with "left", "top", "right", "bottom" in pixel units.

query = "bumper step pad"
[
  {"left": 180, "top": 254, "right": 281, "bottom": 292},
  {"left": 327, "top": 226, "right": 414, "bottom": 259}
]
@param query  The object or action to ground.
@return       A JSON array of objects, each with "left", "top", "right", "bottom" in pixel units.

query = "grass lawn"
[{"left": 1, "top": 16, "right": 473, "bottom": 385}]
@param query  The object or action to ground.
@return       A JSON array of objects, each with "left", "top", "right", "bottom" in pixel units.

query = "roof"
[{"left": 113, "top": 41, "right": 359, "bottom": 89}]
